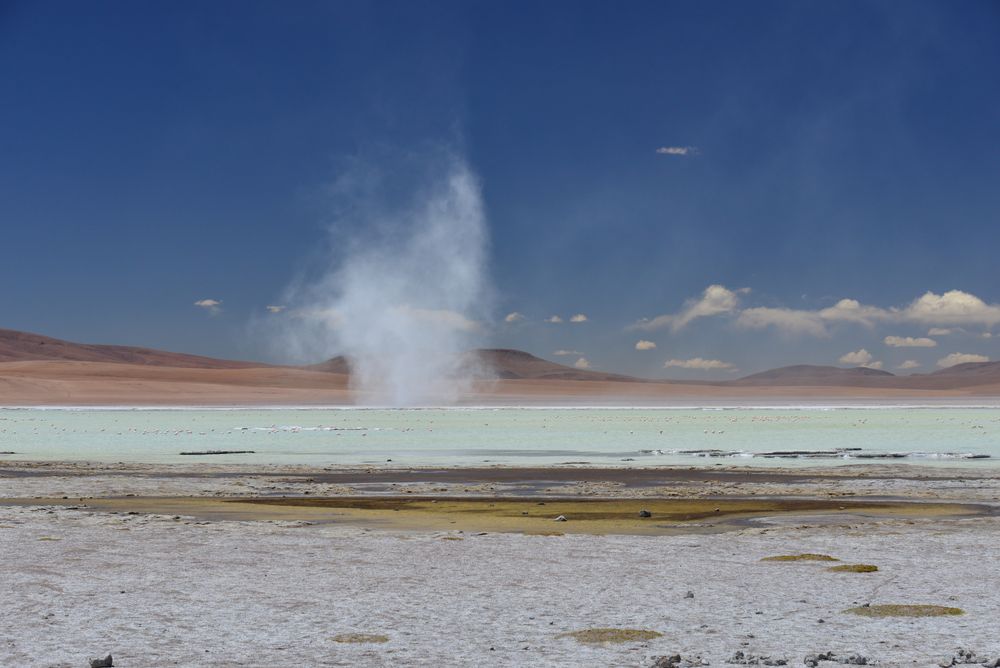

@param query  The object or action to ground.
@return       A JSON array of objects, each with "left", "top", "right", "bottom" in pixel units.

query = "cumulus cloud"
[
  {"left": 664, "top": 357, "right": 735, "bottom": 370},
  {"left": 194, "top": 298, "right": 222, "bottom": 315},
  {"left": 569, "top": 313, "right": 588, "bottom": 323},
  {"left": 884, "top": 335, "right": 937, "bottom": 348},
  {"left": 553, "top": 349, "right": 583, "bottom": 356},
  {"left": 265, "top": 305, "right": 286, "bottom": 314},
  {"left": 635, "top": 285, "right": 742, "bottom": 332},
  {"left": 635, "top": 340, "right": 657, "bottom": 351},
  {"left": 573, "top": 357, "right": 591, "bottom": 369},
  {"left": 838, "top": 349, "right": 882, "bottom": 368},
  {"left": 545, "top": 315, "right": 564, "bottom": 324},
  {"left": 656, "top": 146, "right": 699, "bottom": 156},
  {"left": 936, "top": 352, "right": 990, "bottom": 368},
  {"left": 504, "top": 312, "right": 526, "bottom": 323},
  {"left": 897, "top": 360, "right": 921, "bottom": 370},
  {"left": 732, "top": 290, "right": 1000, "bottom": 336},
  {"left": 901, "top": 290, "right": 1000, "bottom": 327}
]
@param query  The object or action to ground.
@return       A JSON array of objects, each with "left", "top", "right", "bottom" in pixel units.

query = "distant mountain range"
[{"left": 2, "top": 327, "right": 999, "bottom": 391}]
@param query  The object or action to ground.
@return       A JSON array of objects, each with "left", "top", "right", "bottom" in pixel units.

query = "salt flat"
[{"left": 2, "top": 503, "right": 998, "bottom": 667}]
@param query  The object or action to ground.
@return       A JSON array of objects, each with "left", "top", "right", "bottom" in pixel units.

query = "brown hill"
[
  {"left": 0, "top": 328, "right": 267, "bottom": 369},
  {"left": 732, "top": 365, "right": 896, "bottom": 386},
  {"left": 307, "top": 349, "right": 643, "bottom": 383}
]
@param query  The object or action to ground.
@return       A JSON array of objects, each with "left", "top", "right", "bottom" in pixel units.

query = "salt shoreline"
[{"left": 3, "top": 464, "right": 999, "bottom": 666}]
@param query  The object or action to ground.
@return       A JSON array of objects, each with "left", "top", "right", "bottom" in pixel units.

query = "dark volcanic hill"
[
  {"left": 0, "top": 328, "right": 267, "bottom": 369},
  {"left": 732, "top": 364, "right": 896, "bottom": 386},
  {"left": 307, "top": 349, "right": 643, "bottom": 383}
]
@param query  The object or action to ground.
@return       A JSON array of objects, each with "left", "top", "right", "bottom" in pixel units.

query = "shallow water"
[{"left": 2, "top": 406, "right": 999, "bottom": 468}]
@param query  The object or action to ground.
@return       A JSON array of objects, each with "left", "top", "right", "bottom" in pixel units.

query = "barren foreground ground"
[{"left": 2, "top": 464, "right": 999, "bottom": 667}]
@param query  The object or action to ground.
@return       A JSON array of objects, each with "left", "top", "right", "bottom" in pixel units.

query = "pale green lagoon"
[{"left": 1, "top": 406, "right": 999, "bottom": 468}]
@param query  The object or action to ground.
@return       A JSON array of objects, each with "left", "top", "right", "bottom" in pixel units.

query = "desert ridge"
[{"left": 1, "top": 328, "right": 1000, "bottom": 404}]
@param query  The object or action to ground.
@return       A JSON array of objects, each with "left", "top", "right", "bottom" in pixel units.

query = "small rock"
[
  {"left": 554, "top": 515, "right": 567, "bottom": 522},
  {"left": 639, "top": 509, "right": 652, "bottom": 518},
  {"left": 684, "top": 591, "right": 695, "bottom": 599},
  {"left": 89, "top": 655, "right": 113, "bottom": 668}
]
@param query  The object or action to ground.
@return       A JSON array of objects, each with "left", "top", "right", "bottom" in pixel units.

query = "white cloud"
[
  {"left": 982, "top": 332, "right": 993, "bottom": 339},
  {"left": 883, "top": 335, "right": 937, "bottom": 348},
  {"left": 900, "top": 290, "right": 1000, "bottom": 327},
  {"left": 838, "top": 348, "right": 881, "bottom": 368},
  {"left": 635, "top": 340, "right": 657, "bottom": 351},
  {"left": 265, "top": 305, "right": 286, "bottom": 314},
  {"left": 569, "top": 313, "right": 588, "bottom": 323},
  {"left": 553, "top": 349, "right": 582, "bottom": 356},
  {"left": 194, "top": 298, "right": 222, "bottom": 315},
  {"left": 635, "top": 285, "right": 741, "bottom": 332},
  {"left": 656, "top": 146, "right": 699, "bottom": 156},
  {"left": 928, "top": 327, "right": 954, "bottom": 336},
  {"left": 936, "top": 352, "right": 990, "bottom": 368},
  {"left": 736, "top": 307, "right": 827, "bottom": 337},
  {"left": 573, "top": 357, "right": 591, "bottom": 370},
  {"left": 504, "top": 312, "right": 526, "bottom": 323},
  {"left": 545, "top": 315, "right": 564, "bottom": 324},
  {"left": 897, "top": 360, "right": 921, "bottom": 370},
  {"left": 664, "top": 357, "right": 735, "bottom": 370}
]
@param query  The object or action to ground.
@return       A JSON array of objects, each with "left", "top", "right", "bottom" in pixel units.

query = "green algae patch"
[
  {"left": 761, "top": 553, "right": 839, "bottom": 562},
  {"left": 332, "top": 633, "right": 389, "bottom": 644},
  {"left": 559, "top": 628, "right": 663, "bottom": 644},
  {"left": 828, "top": 564, "right": 878, "bottom": 573},
  {"left": 845, "top": 604, "right": 963, "bottom": 618}
]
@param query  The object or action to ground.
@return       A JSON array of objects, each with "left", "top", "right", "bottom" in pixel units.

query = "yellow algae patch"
[
  {"left": 332, "top": 633, "right": 389, "bottom": 644},
  {"left": 761, "top": 553, "right": 839, "bottom": 562},
  {"left": 559, "top": 628, "right": 663, "bottom": 644},
  {"left": 439, "top": 536, "right": 464, "bottom": 541},
  {"left": 828, "top": 564, "right": 878, "bottom": 573},
  {"left": 845, "top": 604, "right": 963, "bottom": 618}
]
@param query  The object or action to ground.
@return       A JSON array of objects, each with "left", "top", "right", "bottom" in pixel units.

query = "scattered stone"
[
  {"left": 651, "top": 654, "right": 709, "bottom": 667},
  {"left": 684, "top": 591, "right": 695, "bottom": 599},
  {"left": 727, "top": 650, "right": 786, "bottom": 665},
  {"left": 639, "top": 509, "right": 653, "bottom": 518},
  {"left": 554, "top": 515, "right": 567, "bottom": 522},
  {"left": 89, "top": 655, "right": 113, "bottom": 668}
]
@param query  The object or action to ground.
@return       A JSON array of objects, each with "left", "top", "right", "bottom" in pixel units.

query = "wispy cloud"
[
  {"left": 573, "top": 357, "right": 591, "bottom": 370},
  {"left": 553, "top": 349, "right": 582, "bottom": 356},
  {"left": 569, "top": 313, "right": 588, "bottom": 323},
  {"left": 937, "top": 352, "right": 989, "bottom": 368},
  {"left": 265, "top": 305, "right": 286, "bottom": 314},
  {"left": 194, "top": 298, "right": 222, "bottom": 315},
  {"left": 897, "top": 360, "right": 921, "bottom": 370},
  {"left": 545, "top": 315, "right": 564, "bottom": 323},
  {"left": 656, "top": 146, "right": 699, "bottom": 156},
  {"left": 634, "top": 340, "right": 657, "bottom": 351},
  {"left": 664, "top": 357, "right": 735, "bottom": 370},
  {"left": 838, "top": 348, "right": 883, "bottom": 369},
  {"left": 504, "top": 311, "right": 526, "bottom": 323},
  {"left": 634, "top": 285, "right": 744, "bottom": 332},
  {"left": 928, "top": 327, "right": 955, "bottom": 336},
  {"left": 884, "top": 335, "right": 936, "bottom": 348}
]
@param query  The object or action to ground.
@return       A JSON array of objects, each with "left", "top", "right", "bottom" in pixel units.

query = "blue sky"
[{"left": 2, "top": 0, "right": 999, "bottom": 377}]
